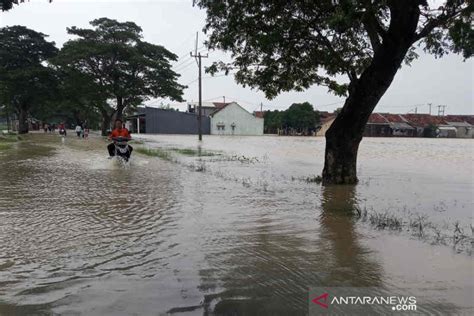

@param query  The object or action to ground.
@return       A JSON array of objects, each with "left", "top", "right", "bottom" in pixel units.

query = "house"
[
  {"left": 443, "top": 115, "right": 473, "bottom": 138},
  {"left": 210, "top": 102, "right": 264, "bottom": 135},
  {"left": 316, "top": 113, "right": 336, "bottom": 136},
  {"left": 437, "top": 125, "right": 458, "bottom": 138},
  {"left": 126, "top": 106, "right": 210, "bottom": 134},
  {"left": 401, "top": 114, "right": 447, "bottom": 137},
  {"left": 364, "top": 113, "right": 392, "bottom": 137},
  {"left": 383, "top": 114, "right": 416, "bottom": 137}
]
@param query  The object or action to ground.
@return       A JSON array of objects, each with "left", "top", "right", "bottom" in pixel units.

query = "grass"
[
  {"left": 0, "top": 143, "right": 12, "bottom": 150},
  {"left": 169, "top": 147, "right": 218, "bottom": 157},
  {"left": 354, "top": 206, "right": 473, "bottom": 253},
  {"left": 135, "top": 147, "right": 172, "bottom": 161},
  {"left": 0, "top": 133, "right": 20, "bottom": 150},
  {"left": 305, "top": 175, "right": 323, "bottom": 183}
]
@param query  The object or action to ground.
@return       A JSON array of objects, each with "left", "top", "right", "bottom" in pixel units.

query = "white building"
[{"left": 210, "top": 102, "right": 264, "bottom": 136}]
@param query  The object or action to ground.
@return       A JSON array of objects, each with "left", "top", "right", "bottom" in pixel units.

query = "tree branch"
[
  {"left": 313, "top": 29, "right": 358, "bottom": 83},
  {"left": 361, "top": 0, "right": 387, "bottom": 52},
  {"left": 413, "top": 7, "right": 466, "bottom": 43}
]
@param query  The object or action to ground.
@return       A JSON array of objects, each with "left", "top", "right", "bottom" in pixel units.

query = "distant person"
[
  {"left": 107, "top": 118, "right": 133, "bottom": 159},
  {"left": 44, "top": 124, "right": 48, "bottom": 133},
  {"left": 84, "top": 128, "right": 89, "bottom": 138},
  {"left": 75, "top": 125, "right": 82, "bottom": 137},
  {"left": 59, "top": 123, "right": 66, "bottom": 136}
]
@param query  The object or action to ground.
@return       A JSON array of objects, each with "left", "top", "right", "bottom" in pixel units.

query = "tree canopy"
[
  {"left": 1, "top": 0, "right": 51, "bottom": 12},
  {"left": 199, "top": 0, "right": 472, "bottom": 99},
  {"left": 54, "top": 18, "right": 186, "bottom": 122},
  {"left": 264, "top": 102, "right": 321, "bottom": 134},
  {"left": 0, "top": 25, "right": 58, "bottom": 133}
]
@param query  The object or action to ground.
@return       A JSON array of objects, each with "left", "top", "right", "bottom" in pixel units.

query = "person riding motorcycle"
[{"left": 107, "top": 118, "right": 133, "bottom": 160}]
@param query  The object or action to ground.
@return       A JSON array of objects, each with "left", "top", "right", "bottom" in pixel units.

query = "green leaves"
[
  {"left": 0, "top": 25, "right": 58, "bottom": 113},
  {"left": 197, "top": 0, "right": 471, "bottom": 99},
  {"left": 55, "top": 18, "right": 185, "bottom": 114}
]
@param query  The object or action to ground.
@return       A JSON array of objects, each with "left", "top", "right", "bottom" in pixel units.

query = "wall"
[
  {"left": 316, "top": 118, "right": 335, "bottom": 136},
  {"left": 210, "top": 103, "right": 264, "bottom": 136},
  {"left": 145, "top": 107, "right": 210, "bottom": 134}
]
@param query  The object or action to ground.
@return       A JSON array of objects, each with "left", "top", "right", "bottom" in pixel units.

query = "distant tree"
[
  {"left": 264, "top": 110, "right": 284, "bottom": 134},
  {"left": 197, "top": 0, "right": 472, "bottom": 184},
  {"left": 1, "top": 0, "right": 52, "bottom": 12},
  {"left": 54, "top": 18, "right": 185, "bottom": 133},
  {"left": 283, "top": 102, "right": 318, "bottom": 134},
  {"left": 37, "top": 69, "right": 109, "bottom": 132},
  {"left": 0, "top": 26, "right": 58, "bottom": 133}
]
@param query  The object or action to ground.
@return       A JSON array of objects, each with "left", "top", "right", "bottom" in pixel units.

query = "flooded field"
[{"left": 0, "top": 133, "right": 472, "bottom": 315}]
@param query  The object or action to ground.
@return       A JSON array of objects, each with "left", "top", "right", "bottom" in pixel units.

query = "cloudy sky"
[{"left": 1, "top": 0, "right": 472, "bottom": 114}]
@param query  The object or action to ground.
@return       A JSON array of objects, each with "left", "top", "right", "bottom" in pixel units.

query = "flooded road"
[{"left": 0, "top": 133, "right": 472, "bottom": 315}]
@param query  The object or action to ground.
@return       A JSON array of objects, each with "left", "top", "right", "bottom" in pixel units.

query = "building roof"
[
  {"left": 444, "top": 115, "right": 474, "bottom": 125},
  {"left": 210, "top": 102, "right": 260, "bottom": 118},
  {"left": 401, "top": 114, "right": 447, "bottom": 127},
  {"left": 382, "top": 113, "right": 407, "bottom": 123},
  {"left": 389, "top": 122, "right": 415, "bottom": 130},
  {"left": 254, "top": 111, "right": 264, "bottom": 118},
  {"left": 368, "top": 113, "right": 389, "bottom": 124},
  {"left": 320, "top": 115, "right": 336, "bottom": 124},
  {"left": 212, "top": 102, "right": 231, "bottom": 109},
  {"left": 445, "top": 121, "right": 472, "bottom": 127}
]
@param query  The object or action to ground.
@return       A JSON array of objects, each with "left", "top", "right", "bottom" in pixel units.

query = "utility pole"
[
  {"left": 223, "top": 96, "right": 225, "bottom": 103},
  {"left": 437, "top": 105, "right": 447, "bottom": 116},
  {"left": 428, "top": 103, "right": 432, "bottom": 115},
  {"left": 260, "top": 102, "right": 263, "bottom": 113},
  {"left": 190, "top": 32, "right": 208, "bottom": 141}
]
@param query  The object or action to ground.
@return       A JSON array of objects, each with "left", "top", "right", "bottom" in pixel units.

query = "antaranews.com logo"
[{"left": 309, "top": 287, "right": 417, "bottom": 315}]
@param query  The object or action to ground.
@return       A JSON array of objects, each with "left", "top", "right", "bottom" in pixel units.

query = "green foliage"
[
  {"left": 264, "top": 110, "right": 284, "bottom": 134},
  {"left": 283, "top": 102, "right": 318, "bottom": 132},
  {"left": 197, "top": 1, "right": 472, "bottom": 99},
  {"left": 264, "top": 102, "right": 321, "bottom": 134},
  {"left": 0, "top": 25, "right": 58, "bottom": 130},
  {"left": 1, "top": 0, "right": 51, "bottom": 12},
  {"left": 54, "top": 18, "right": 185, "bottom": 116}
]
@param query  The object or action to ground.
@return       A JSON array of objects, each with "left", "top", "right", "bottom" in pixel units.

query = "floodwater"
[{"left": 0, "top": 133, "right": 472, "bottom": 315}]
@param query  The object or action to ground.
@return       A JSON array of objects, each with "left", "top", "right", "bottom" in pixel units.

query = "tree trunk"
[
  {"left": 322, "top": 1, "right": 420, "bottom": 184},
  {"left": 18, "top": 106, "right": 29, "bottom": 134},
  {"left": 100, "top": 110, "right": 111, "bottom": 136},
  {"left": 116, "top": 96, "right": 124, "bottom": 120}
]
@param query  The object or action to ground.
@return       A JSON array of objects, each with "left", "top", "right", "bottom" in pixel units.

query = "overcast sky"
[{"left": 1, "top": 0, "right": 472, "bottom": 114}]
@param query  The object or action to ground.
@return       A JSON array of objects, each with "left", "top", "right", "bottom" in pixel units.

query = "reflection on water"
[
  {"left": 0, "top": 134, "right": 472, "bottom": 315},
  {"left": 319, "top": 185, "right": 382, "bottom": 287}
]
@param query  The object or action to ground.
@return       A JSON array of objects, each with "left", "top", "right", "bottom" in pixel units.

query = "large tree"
[
  {"left": 0, "top": 25, "right": 58, "bottom": 133},
  {"left": 55, "top": 18, "right": 185, "bottom": 133},
  {"left": 283, "top": 102, "right": 319, "bottom": 134},
  {"left": 197, "top": 0, "right": 473, "bottom": 184},
  {"left": 1, "top": 0, "right": 51, "bottom": 12}
]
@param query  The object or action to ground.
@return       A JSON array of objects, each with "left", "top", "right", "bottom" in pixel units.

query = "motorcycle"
[{"left": 111, "top": 136, "right": 132, "bottom": 162}]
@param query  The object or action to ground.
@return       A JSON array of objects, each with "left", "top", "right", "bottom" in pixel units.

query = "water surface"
[{"left": 0, "top": 134, "right": 472, "bottom": 315}]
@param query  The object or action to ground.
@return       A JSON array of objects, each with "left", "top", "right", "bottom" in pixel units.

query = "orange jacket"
[{"left": 110, "top": 128, "right": 131, "bottom": 139}]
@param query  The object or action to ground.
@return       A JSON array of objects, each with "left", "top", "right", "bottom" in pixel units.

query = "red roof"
[
  {"left": 212, "top": 102, "right": 230, "bottom": 109},
  {"left": 254, "top": 111, "right": 264, "bottom": 118},
  {"left": 402, "top": 114, "right": 447, "bottom": 127},
  {"left": 382, "top": 113, "right": 406, "bottom": 123},
  {"left": 444, "top": 115, "right": 474, "bottom": 124},
  {"left": 368, "top": 113, "right": 388, "bottom": 124}
]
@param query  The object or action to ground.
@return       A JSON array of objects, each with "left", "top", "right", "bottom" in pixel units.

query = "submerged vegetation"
[
  {"left": 355, "top": 206, "right": 473, "bottom": 254},
  {"left": 169, "top": 147, "right": 218, "bottom": 157},
  {"left": 135, "top": 147, "right": 172, "bottom": 161},
  {"left": 0, "top": 133, "right": 20, "bottom": 150}
]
